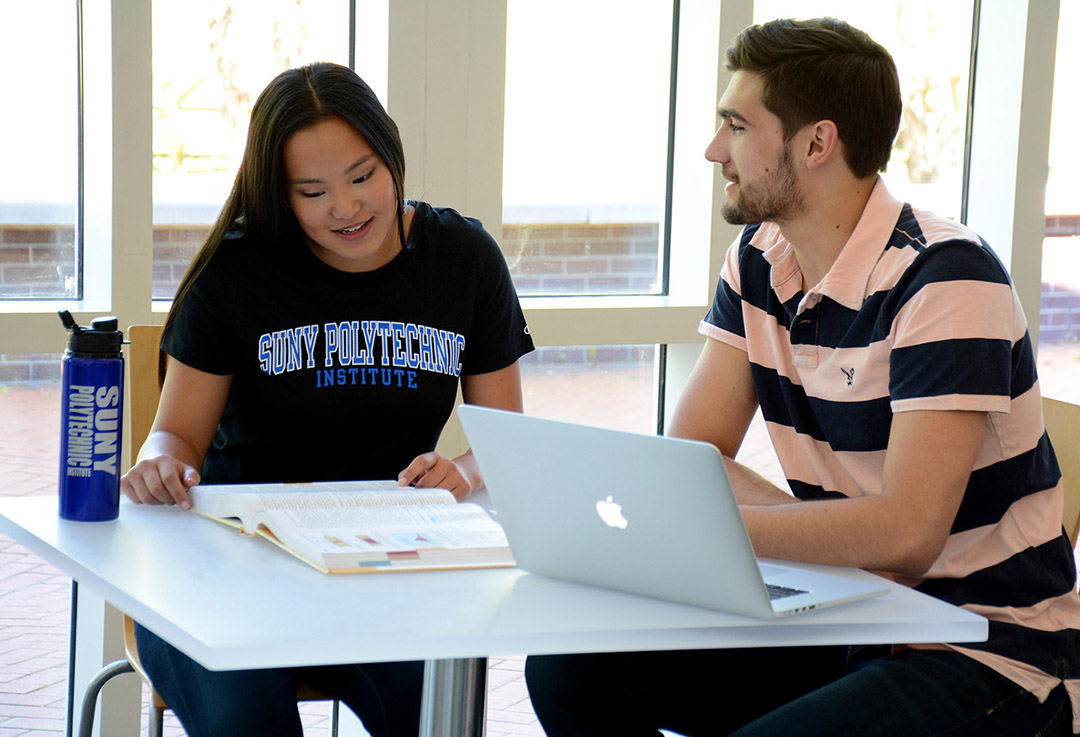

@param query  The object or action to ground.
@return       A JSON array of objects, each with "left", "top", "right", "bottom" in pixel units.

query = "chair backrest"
[
  {"left": 127, "top": 325, "right": 164, "bottom": 466},
  {"left": 1043, "top": 397, "right": 1080, "bottom": 546},
  {"left": 122, "top": 326, "right": 169, "bottom": 711},
  {"left": 121, "top": 323, "right": 336, "bottom": 719}
]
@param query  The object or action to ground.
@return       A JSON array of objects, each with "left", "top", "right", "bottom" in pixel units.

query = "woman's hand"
[
  {"left": 122, "top": 357, "right": 231, "bottom": 510},
  {"left": 398, "top": 452, "right": 475, "bottom": 501},
  {"left": 397, "top": 361, "right": 526, "bottom": 501},
  {"left": 121, "top": 454, "right": 200, "bottom": 509}
]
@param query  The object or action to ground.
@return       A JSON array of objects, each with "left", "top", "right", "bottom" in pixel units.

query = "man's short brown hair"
[{"left": 726, "top": 17, "right": 902, "bottom": 179}]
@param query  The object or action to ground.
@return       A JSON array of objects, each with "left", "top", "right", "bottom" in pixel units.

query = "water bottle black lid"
[{"left": 58, "top": 311, "right": 124, "bottom": 355}]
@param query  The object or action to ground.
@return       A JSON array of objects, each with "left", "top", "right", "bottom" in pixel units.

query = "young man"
[{"left": 525, "top": 17, "right": 1080, "bottom": 737}]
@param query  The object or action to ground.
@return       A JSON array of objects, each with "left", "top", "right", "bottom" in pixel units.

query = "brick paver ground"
[
  {"left": 0, "top": 381, "right": 546, "bottom": 736},
  {"left": 1, "top": 343, "right": 1077, "bottom": 736}
]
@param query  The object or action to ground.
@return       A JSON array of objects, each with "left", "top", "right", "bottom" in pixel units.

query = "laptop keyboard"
[{"left": 767, "top": 583, "right": 809, "bottom": 600}]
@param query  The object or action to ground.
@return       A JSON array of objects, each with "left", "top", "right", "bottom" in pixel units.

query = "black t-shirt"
[{"left": 164, "top": 201, "right": 534, "bottom": 484}]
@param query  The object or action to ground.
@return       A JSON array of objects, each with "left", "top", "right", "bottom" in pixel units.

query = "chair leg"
[
  {"left": 330, "top": 699, "right": 339, "bottom": 737},
  {"left": 149, "top": 704, "right": 165, "bottom": 737},
  {"left": 78, "top": 659, "right": 135, "bottom": 737}
]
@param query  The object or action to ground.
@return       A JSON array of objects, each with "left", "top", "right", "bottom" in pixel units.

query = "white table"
[{"left": 0, "top": 497, "right": 987, "bottom": 736}]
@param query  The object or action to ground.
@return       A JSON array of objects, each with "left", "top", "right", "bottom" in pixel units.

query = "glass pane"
[
  {"left": 752, "top": 0, "right": 974, "bottom": 219},
  {"left": 1039, "top": 0, "right": 1080, "bottom": 404},
  {"left": 152, "top": 0, "right": 359, "bottom": 300},
  {"left": 741, "top": 409, "right": 788, "bottom": 490},
  {"left": 520, "top": 345, "right": 657, "bottom": 433},
  {"left": 518, "top": 345, "right": 789, "bottom": 489},
  {"left": 502, "top": 1, "right": 674, "bottom": 296},
  {"left": 0, "top": 4, "right": 78, "bottom": 299},
  {"left": 0, "top": 357, "right": 69, "bottom": 734},
  {"left": 0, "top": 354, "right": 62, "bottom": 494}
]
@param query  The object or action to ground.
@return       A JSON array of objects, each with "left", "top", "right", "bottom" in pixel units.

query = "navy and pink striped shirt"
[{"left": 701, "top": 178, "right": 1080, "bottom": 730}]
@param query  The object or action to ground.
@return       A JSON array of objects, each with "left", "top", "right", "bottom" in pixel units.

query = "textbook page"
[
  {"left": 256, "top": 502, "right": 514, "bottom": 573},
  {"left": 188, "top": 480, "right": 456, "bottom": 534}
]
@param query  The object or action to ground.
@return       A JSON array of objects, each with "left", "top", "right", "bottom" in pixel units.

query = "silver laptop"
[{"left": 458, "top": 405, "right": 888, "bottom": 619}]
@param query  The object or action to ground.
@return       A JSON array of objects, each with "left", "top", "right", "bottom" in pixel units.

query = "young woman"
[{"left": 120, "top": 61, "right": 533, "bottom": 737}]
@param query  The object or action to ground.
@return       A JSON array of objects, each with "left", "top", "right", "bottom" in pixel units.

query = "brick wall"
[
  {"left": 1040, "top": 281, "right": 1080, "bottom": 343},
  {"left": 2, "top": 219, "right": 1078, "bottom": 384},
  {"left": 147, "top": 221, "right": 659, "bottom": 366},
  {"left": 500, "top": 222, "right": 660, "bottom": 294},
  {"left": 0, "top": 226, "right": 77, "bottom": 299},
  {"left": 1045, "top": 215, "right": 1080, "bottom": 238},
  {"left": 0, "top": 353, "right": 62, "bottom": 384},
  {"left": 151, "top": 225, "right": 211, "bottom": 299},
  {"left": 147, "top": 222, "right": 661, "bottom": 298},
  {"left": 5, "top": 217, "right": 1074, "bottom": 301}
]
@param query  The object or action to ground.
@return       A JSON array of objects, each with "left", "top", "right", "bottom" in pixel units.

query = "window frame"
[
  {"left": 0, "top": 0, "right": 1058, "bottom": 408},
  {"left": 0, "top": 5, "right": 1061, "bottom": 734}
]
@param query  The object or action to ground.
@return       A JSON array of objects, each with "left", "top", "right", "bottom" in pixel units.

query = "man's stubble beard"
[{"left": 721, "top": 144, "right": 805, "bottom": 226}]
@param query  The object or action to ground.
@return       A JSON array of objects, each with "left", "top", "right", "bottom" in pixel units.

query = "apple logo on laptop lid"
[{"left": 596, "top": 495, "right": 629, "bottom": 529}]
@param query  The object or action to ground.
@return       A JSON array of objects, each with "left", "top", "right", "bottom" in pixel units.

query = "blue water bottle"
[{"left": 58, "top": 311, "right": 124, "bottom": 521}]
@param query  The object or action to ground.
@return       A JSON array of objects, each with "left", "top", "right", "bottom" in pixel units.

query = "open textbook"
[{"left": 187, "top": 480, "right": 515, "bottom": 574}]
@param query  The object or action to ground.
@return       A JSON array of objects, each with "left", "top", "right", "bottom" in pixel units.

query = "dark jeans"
[
  {"left": 525, "top": 646, "right": 1074, "bottom": 737},
  {"left": 134, "top": 623, "right": 423, "bottom": 737}
]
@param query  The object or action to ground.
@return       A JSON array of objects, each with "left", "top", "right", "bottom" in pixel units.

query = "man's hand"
[{"left": 741, "top": 409, "right": 987, "bottom": 577}]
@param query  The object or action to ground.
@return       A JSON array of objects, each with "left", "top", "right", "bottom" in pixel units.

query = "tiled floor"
[{"left": 1, "top": 342, "right": 1078, "bottom": 736}]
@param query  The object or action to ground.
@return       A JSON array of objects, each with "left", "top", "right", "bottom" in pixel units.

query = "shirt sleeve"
[
  {"left": 462, "top": 222, "right": 535, "bottom": 376},
  {"left": 699, "top": 232, "right": 749, "bottom": 352},
  {"left": 887, "top": 241, "right": 1020, "bottom": 414}
]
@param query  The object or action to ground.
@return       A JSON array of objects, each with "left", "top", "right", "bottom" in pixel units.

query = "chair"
[
  {"left": 79, "top": 325, "right": 340, "bottom": 737},
  {"left": 1043, "top": 397, "right": 1080, "bottom": 546}
]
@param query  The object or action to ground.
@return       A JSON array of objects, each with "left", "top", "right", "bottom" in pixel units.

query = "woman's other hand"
[
  {"left": 398, "top": 452, "right": 475, "bottom": 501},
  {"left": 121, "top": 455, "right": 199, "bottom": 509}
]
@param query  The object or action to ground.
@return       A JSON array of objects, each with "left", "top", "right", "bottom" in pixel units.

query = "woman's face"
[{"left": 283, "top": 117, "right": 403, "bottom": 273}]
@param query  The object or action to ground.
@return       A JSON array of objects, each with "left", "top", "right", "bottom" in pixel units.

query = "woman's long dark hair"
[{"left": 159, "top": 62, "right": 407, "bottom": 382}]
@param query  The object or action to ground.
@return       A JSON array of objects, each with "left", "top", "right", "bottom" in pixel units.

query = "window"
[
  {"left": 0, "top": 2, "right": 78, "bottom": 299},
  {"left": 151, "top": 0, "right": 356, "bottom": 300},
  {"left": 502, "top": 0, "right": 676, "bottom": 296},
  {"left": 0, "top": 4, "right": 1064, "bottom": 736},
  {"left": 1038, "top": 0, "right": 1080, "bottom": 402},
  {"left": 521, "top": 345, "right": 658, "bottom": 432}
]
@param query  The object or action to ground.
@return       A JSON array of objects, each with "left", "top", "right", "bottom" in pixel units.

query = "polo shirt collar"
[{"left": 754, "top": 176, "right": 904, "bottom": 312}]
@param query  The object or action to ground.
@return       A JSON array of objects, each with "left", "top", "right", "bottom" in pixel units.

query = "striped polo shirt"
[{"left": 701, "top": 177, "right": 1080, "bottom": 730}]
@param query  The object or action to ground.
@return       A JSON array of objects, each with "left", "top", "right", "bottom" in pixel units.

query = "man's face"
[{"left": 705, "top": 71, "right": 805, "bottom": 225}]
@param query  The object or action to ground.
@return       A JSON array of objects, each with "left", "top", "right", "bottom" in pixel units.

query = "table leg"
[
  {"left": 419, "top": 658, "right": 487, "bottom": 737},
  {"left": 67, "top": 581, "right": 78, "bottom": 737}
]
